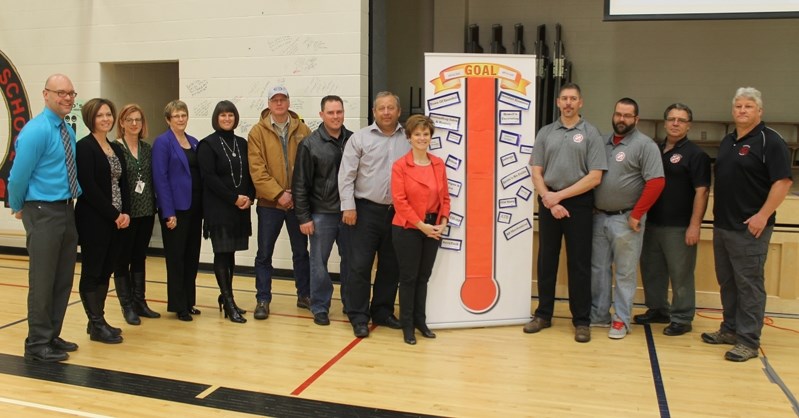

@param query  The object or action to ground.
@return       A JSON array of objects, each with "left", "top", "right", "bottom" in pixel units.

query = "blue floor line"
[{"left": 643, "top": 324, "right": 671, "bottom": 418}]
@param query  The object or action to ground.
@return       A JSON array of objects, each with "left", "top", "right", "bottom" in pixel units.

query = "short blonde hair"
[{"left": 164, "top": 100, "right": 188, "bottom": 120}]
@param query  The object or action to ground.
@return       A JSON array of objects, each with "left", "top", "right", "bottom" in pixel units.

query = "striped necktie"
[{"left": 60, "top": 122, "right": 79, "bottom": 199}]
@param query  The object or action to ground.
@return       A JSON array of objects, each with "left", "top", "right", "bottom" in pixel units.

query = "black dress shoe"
[
  {"left": 633, "top": 309, "right": 670, "bottom": 324},
  {"left": 663, "top": 322, "right": 692, "bottom": 336},
  {"left": 352, "top": 322, "right": 369, "bottom": 338},
  {"left": 374, "top": 315, "right": 401, "bottom": 329},
  {"left": 50, "top": 337, "right": 78, "bottom": 352},
  {"left": 189, "top": 307, "right": 201, "bottom": 315},
  {"left": 415, "top": 324, "right": 436, "bottom": 339},
  {"left": 177, "top": 311, "right": 193, "bottom": 321},
  {"left": 403, "top": 327, "right": 417, "bottom": 345},
  {"left": 314, "top": 312, "right": 330, "bottom": 326},
  {"left": 24, "top": 346, "right": 69, "bottom": 363}
]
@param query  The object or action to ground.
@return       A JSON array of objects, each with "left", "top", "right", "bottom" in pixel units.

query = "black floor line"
[
  {"left": 643, "top": 324, "right": 671, "bottom": 418},
  {"left": 0, "top": 353, "right": 441, "bottom": 418}
]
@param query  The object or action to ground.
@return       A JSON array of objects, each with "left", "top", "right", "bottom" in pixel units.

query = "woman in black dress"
[
  {"left": 197, "top": 101, "right": 254, "bottom": 323},
  {"left": 76, "top": 98, "right": 130, "bottom": 344}
]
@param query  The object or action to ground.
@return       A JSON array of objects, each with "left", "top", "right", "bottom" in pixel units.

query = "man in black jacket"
[{"left": 293, "top": 95, "right": 353, "bottom": 326}]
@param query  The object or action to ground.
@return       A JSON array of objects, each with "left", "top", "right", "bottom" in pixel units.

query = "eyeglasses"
[
  {"left": 124, "top": 118, "right": 142, "bottom": 124},
  {"left": 170, "top": 113, "right": 188, "bottom": 120},
  {"left": 613, "top": 112, "right": 636, "bottom": 120},
  {"left": 45, "top": 88, "right": 78, "bottom": 99},
  {"left": 665, "top": 117, "right": 690, "bottom": 124}
]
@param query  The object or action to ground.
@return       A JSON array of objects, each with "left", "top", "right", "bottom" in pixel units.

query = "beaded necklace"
[{"left": 218, "top": 135, "right": 243, "bottom": 188}]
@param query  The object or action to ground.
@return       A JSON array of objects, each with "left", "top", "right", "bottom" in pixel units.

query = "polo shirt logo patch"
[
  {"left": 572, "top": 133, "right": 584, "bottom": 143},
  {"left": 615, "top": 151, "right": 626, "bottom": 162},
  {"left": 739, "top": 145, "right": 751, "bottom": 156},
  {"left": 670, "top": 154, "right": 682, "bottom": 164}
]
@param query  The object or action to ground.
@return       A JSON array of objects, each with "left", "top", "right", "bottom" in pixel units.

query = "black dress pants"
[
  {"left": 345, "top": 199, "right": 399, "bottom": 324},
  {"left": 161, "top": 203, "right": 202, "bottom": 313},
  {"left": 535, "top": 190, "right": 594, "bottom": 326}
]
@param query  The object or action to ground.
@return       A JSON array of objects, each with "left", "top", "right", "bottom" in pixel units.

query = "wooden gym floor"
[{"left": 0, "top": 255, "right": 797, "bottom": 417}]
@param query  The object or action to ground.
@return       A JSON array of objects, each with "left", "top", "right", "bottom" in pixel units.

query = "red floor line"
[{"left": 290, "top": 324, "right": 377, "bottom": 396}]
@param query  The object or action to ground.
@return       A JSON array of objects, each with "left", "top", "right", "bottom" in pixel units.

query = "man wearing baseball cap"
[{"left": 248, "top": 86, "right": 312, "bottom": 319}]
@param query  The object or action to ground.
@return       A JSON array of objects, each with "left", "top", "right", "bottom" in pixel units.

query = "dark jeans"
[
  {"left": 22, "top": 200, "right": 78, "bottom": 352},
  {"left": 161, "top": 205, "right": 202, "bottom": 312},
  {"left": 535, "top": 191, "right": 593, "bottom": 326},
  {"left": 640, "top": 224, "right": 697, "bottom": 323},
  {"left": 392, "top": 225, "right": 440, "bottom": 329},
  {"left": 714, "top": 226, "right": 772, "bottom": 349},
  {"left": 254, "top": 206, "right": 310, "bottom": 302},
  {"left": 115, "top": 215, "right": 155, "bottom": 276},
  {"left": 346, "top": 199, "right": 399, "bottom": 325},
  {"left": 309, "top": 213, "right": 350, "bottom": 315}
]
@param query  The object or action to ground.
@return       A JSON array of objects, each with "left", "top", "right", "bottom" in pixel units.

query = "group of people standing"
[
  {"left": 10, "top": 73, "right": 447, "bottom": 363},
  {"left": 525, "top": 83, "right": 792, "bottom": 363}
]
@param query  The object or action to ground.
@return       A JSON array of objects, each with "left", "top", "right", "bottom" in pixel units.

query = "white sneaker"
[{"left": 608, "top": 320, "right": 628, "bottom": 339}]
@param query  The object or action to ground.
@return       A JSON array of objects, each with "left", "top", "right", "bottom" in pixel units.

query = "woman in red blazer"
[{"left": 391, "top": 115, "right": 450, "bottom": 345}]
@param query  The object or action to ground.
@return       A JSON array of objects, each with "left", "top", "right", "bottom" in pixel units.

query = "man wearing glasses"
[
  {"left": 248, "top": 86, "right": 312, "bottom": 319},
  {"left": 635, "top": 104, "right": 710, "bottom": 337},
  {"left": 590, "top": 97, "right": 664, "bottom": 339},
  {"left": 9, "top": 74, "right": 82, "bottom": 362}
]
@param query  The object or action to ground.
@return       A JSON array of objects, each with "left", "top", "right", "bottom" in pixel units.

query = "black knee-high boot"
[
  {"left": 131, "top": 271, "right": 161, "bottom": 318},
  {"left": 81, "top": 288, "right": 123, "bottom": 344},
  {"left": 114, "top": 274, "right": 140, "bottom": 325},
  {"left": 227, "top": 253, "right": 246, "bottom": 314},
  {"left": 214, "top": 255, "right": 246, "bottom": 324}
]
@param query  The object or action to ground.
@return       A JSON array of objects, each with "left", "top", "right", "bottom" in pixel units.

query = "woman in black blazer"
[
  {"left": 197, "top": 101, "right": 254, "bottom": 323},
  {"left": 75, "top": 98, "right": 130, "bottom": 344}
]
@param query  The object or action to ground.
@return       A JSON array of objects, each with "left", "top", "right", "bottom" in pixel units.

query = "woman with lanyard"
[
  {"left": 113, "top": 104, "right": 161, "bottom": 325},
  {"left": 197, "top": 101, "right": 254, "bottom": 323}
]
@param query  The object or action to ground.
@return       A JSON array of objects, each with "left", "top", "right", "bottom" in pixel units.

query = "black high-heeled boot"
[
  {"left": 414, "top": 280, "right": 435, "bottom": 338},
  {"left": 215, "top": 262, "right": 246, "bottom": 324},
  {"left": 228, "top": 257, "right": 246, "bottom": 314},
  {"left": 415, "top": 324, "right": 436, "bottom": 339}
]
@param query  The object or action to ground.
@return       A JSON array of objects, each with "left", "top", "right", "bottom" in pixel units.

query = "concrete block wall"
[{"left": 0, "top": 0, "right": 370, "bottom": 272}]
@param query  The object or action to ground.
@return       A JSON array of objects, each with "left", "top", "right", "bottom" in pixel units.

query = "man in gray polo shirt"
[
  {"left": 523, "top": 83, "right": 606, "bottom": 343},
  {"left": 591, "top": 97, "right": 664, "bottom": 339}
]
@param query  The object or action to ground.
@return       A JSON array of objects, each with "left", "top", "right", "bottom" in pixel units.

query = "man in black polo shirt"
[
  {"left": 635, "top": 103, "right": 710, "bottom": 336},
  {"left": 702, "top": 87, "right": 793, "bottom": 362}
]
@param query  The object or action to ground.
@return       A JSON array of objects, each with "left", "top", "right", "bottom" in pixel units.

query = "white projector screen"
[{"left": 605, "top": 0, "right": 799, "bottom": 20}]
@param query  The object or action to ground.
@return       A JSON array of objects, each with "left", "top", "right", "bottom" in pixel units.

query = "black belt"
[
  {"left": 595, "top": 208, "right": 632, "bottom": 216},
  {"left": 30, "top": 199, "right": 73, "bottom": 205},
  {"left": 355, "top": 198, "right": 392, "bottom": 209}
]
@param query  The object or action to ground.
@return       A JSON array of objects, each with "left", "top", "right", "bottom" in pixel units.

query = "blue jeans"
[
  {"left": 255, "top": 206, "right": 310, "bottom": 302},
  {"left": 309, "top": 213, "right": 350, "bottom": 314},
  {"left": 590, "top": 212, "right": 646, "bottom": 327}
]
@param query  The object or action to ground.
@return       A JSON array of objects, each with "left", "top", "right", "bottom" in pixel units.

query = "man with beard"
[
  {"left": 635, "top": 103, "right": 710, "bottom": 336},
  {"left": 590, "top": 97, "right": 664, "bottom": 339},
  {"left": 338, "top": 91, "right": 410, "bottom": 338},
  {"left": 523, "top": 83, "right": 606, "bottom": 343},
  {"left": 702, "top": 87, "right": 792, "bottom": 362}
]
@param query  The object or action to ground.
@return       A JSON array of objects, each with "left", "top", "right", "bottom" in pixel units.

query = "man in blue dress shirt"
[{"left": 8, "top": 73, "right": 82, "bottom": 362}]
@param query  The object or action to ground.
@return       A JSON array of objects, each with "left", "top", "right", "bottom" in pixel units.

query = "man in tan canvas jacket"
[{"left": 248, "top": 86, "right": 312, "bottom": 320}]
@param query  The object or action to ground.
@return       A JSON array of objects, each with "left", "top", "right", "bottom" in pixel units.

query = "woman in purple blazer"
[{"left": 152, "top": 100, "right": 202, "bottom": 321}]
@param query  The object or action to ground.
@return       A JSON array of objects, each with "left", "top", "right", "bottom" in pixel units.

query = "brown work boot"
[
  {"left": 523, "top": 317, "right": 551, "bottom": 334},
  {"left": 574, "top": 325, "right": 591, "bottom": 343},
  {"left": 701, "top": 330, "right": 736, "bottom": 345}
]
